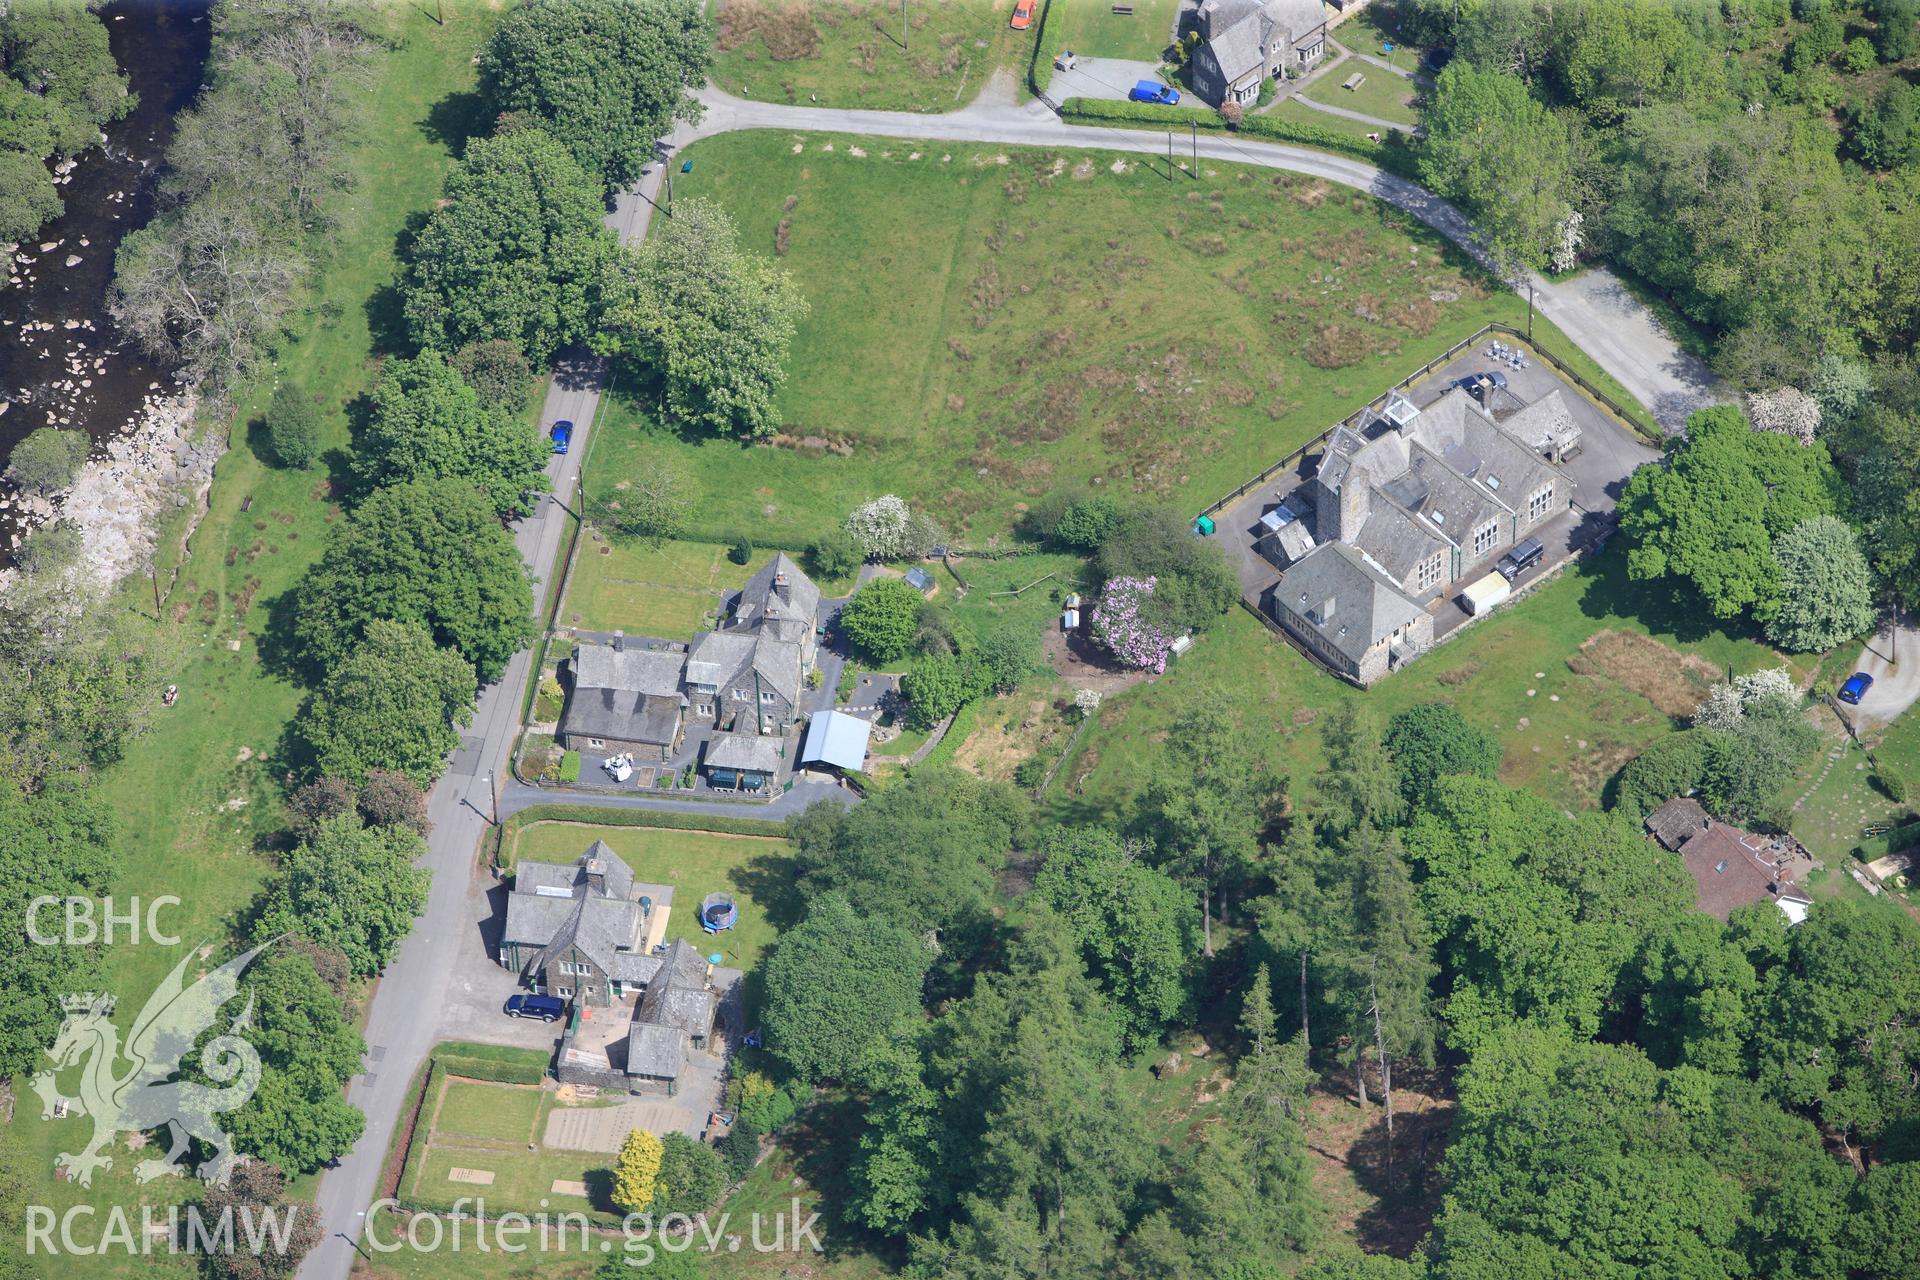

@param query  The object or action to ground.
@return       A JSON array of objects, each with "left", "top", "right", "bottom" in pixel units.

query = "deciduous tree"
[
  {"left": 297, "top": 618, "right": 476, "bottom": 787},
  {"left": 250, "top": 816, "right": 429, "bottom": 977},
  {"left": 762, "top": 893, "right": 931, "bottom": 1082},
  {"left": 356, "top": 350, "right": 551, "bottom": 519},
  {"left": 838, "top": 577, "right": 923, "bottom": 663},
  {"left": 478, "top": 0, "right": 712, "bottom": 190},
  {"left": 293, "top": 477, "right": 534, "bottom": 683},
  {"left": 596, "top": 198, "right": 807, "bottom": 438},
  {"left": 612, "top": 1128, "right": 664, "bottom": 1214},
  {"left": 402, "top": 127, "right": 611, "bottom": 365},
  {"left": 1766, "top": 515, "right": 1875, "bottom": 652}
]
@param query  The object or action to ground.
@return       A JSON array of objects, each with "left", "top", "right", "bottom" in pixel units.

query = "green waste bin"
[{"left": 1194, "top": 514, "right": 1216, "bottom": 536}]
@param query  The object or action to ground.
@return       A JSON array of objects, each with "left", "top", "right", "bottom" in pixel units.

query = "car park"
[
  {"left": 505, "top": 994, "right": 567, "bottom": 1022},
  {"left": 1839, "top": 672, "right": 1875, "bottom": 705},
  {"left": 1129, "top": 80, "right": 1181, "bottom": 105}
]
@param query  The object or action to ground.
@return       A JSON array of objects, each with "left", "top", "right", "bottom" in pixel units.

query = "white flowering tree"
[
  {"left": 1550, "top": 208, "right": 1584, "bottom": 274},
  {"left": 1073, "top": 688, "right": 1103, "bottom": 720},
  {"left": 1744, "top": 387, "right": 1821, "bottom": 445},
  {"left": 1696, "top": 666, "right": 1798, "bottom": 729},
  {"left": 844, "top": 495, "right": 912, "bottom": 560}
]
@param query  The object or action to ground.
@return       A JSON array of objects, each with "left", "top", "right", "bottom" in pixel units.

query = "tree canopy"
[
  {"left": 838, "top": 577, "right": 924, "bottom": 664},
  {"left": 1383, "top": 702, "right": 1502, "bottom": 807},
  {"left": 297, "top": 618, "right": 476, "bottom": 787},
  {"left": 251, "top": 816, "right": 430, "bottom": 977},
  {"left": 762, "top": 892, "right": 932, "bottom": 1082},
  {"left": 1619, "top": 404, "right": 1846, "bottom": 618},
  {"left": 356, "top": 349, "right": 551, "bottom": 519},
  {"left": 293, "top": 477, "right": 534, "bottom": 683},
  {"left": 478, "top": 0, "right": 712, "bottom": 190},
  {"left": 596, "top": 197, "right": 808, "bottom": 438},
  {"left": 402, "top": 126, "right": 612, "bottom": 365}
]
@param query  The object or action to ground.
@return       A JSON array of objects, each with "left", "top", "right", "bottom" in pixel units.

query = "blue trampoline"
[{"left": 700, "top": 892, "right": 738, "bottom": 933}]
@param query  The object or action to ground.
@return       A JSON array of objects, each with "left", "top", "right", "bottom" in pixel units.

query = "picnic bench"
[
  {"left": 1112, "top": 3, "right": 1134, "bottom": 13},
  {"left": 1341, "top": 71, "right": 1366, "bottom": 91}
]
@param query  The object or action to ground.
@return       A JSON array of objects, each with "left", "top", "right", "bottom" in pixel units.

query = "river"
[{"left": 0, "top": 0, "right": 211, "bottom": 501}]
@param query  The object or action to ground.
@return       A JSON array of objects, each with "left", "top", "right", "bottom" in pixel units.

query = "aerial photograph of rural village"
[{"left": 6, "top": 2, "right": 1920, "bottom": 1279}]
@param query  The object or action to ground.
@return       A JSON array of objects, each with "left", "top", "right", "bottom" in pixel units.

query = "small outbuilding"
[
  {"left": 703, "top": 732, "right": 780, "bottom": 792},
  {"left": 1645, "top": 796, "right": 1710, "bottom": 852},
  {"left": 904, "top": 566, "right": 937, "bottom": 596},
  {"left": 799, "top": 709, "right": 872, "bottom": 774}
]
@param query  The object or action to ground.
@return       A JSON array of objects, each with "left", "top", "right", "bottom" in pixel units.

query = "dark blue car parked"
[
  {"left": 1839, "top": 671, "right": 1874, "bottom": 705},
  {"left": 549, "top": 419, "right": 574, "bottom": 455},
  {"left": 1129, "top": 80, "right": 1180, "bottom": 105}
]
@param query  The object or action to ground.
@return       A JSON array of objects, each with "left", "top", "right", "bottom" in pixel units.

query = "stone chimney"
[
  {"left": 612, "top": 630, "right": 625, "bottom": 652},
  {"left": 772, "top": 567, "right": 790, "bottom": 604},
  {"left": 583, "top": 858, "right": 607, "bottom": 896}
]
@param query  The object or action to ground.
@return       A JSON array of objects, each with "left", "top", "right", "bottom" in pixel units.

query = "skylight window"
[{"left": 1486, "top": 474, "right": 1501, "bottom": 490}]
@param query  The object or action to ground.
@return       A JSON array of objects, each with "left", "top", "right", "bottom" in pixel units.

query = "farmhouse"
[
  {"left": 1661, "top": 813, "right": 1815, "bottom": 925},
  {"left": 1266, "top": 386, "right": 1574, "bottom": 684},
  {"left": 1188, "top": 0, "right": 1329, "bottom": 107}
]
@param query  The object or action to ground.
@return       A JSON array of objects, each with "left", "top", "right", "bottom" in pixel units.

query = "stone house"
[
  {"left": 685, "top": 553, "right": 820, "bottom": 735},
  {"left": 1189, "top": 0, "right": 1329, "bottom": 107},
  {"left": 557, "top": 640, "right": 687, "bottom": 759},
  {"left": 499, "top": 841, "right": 674, "bottom": 1006}
]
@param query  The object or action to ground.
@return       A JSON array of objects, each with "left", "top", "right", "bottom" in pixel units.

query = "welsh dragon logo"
[{"left": 31, "top": 942, "right": 270, "bottom": 1187}]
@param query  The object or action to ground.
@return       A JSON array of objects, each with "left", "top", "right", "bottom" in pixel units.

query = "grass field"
[
  {"left": 402, "top": 1075, "right": 610, "bottom": 1220},
  {"left": 592, "top": 128, "right": 1545, "bottom": 548},
  {"left": 10, "top": 13, "right": 506, "bottom": 1273},
  {"left": 1047, "top": 0, "right": 1180, "bottom": 60},
  {"left": 434, "top": 1079, "right": 548, "bottom": 1145},
  {"left": 1300, "top": 65, "right": 1421, "bottom": 127},
  {"left": 1335, "top": 0, "right": 1429, "bottom": 70},
  {"left": 1048, "top": 546, "right": 1810, "bottom": 825},
  {"left": 507, "top": 823, "right": 797, "bottom": 976},
  {"left": 709, "top": 0, "right": 1027, "bottom": 111},
  {"left": 1269, "top": 94, "right": 1409, "bottom": 139}
]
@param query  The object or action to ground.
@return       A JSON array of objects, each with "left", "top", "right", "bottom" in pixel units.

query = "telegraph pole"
[
  {"left": 1190, "top": 121, "right": 1197, "bottom": 177},
  {"left": 901, "top": 0, "right": 907, "bottom": 53},
  {"left": 1167, "top": 129, "right": 1174, "bottom": 181}
]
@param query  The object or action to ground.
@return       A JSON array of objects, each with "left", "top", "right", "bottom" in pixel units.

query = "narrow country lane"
[{"left": 301, "top": 72, "right": 1718, "bottom": 1280}]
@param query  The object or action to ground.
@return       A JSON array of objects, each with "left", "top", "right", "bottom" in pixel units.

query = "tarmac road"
[{"left": 1849, "top": 616, "right": 1920, "bottom": 728}]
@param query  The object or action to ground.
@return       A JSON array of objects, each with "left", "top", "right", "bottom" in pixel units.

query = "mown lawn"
[
  {"left": 507, "top": 823, "right": 798, "bottom": 976},
  {"left": 1047, "top": 0, "right": 1180, "bottom": 61},
  {"left": 433, "top": 1080, "right": 548, "bottom": 1145},
  {"left": 1300, "top": 64, "right": 1421, "bottom": 126},
  {"left": 709, "top": 0, "right": 1026, "bottom": 111},
  {"left": 562, "top": 535, "right": 858, "bottom": 637},
  {"left": 1049, "top": 546, "right": 1810, "bottom": 825},
  {"left": 9, "top": 10, "right": 510, "bottom": 1272},
  {"left": 593, "top": 129, "right": 1537, "bottom": 548},
  {"left": 1269, "top": 94, "right": 1409, "bottom": 139}
]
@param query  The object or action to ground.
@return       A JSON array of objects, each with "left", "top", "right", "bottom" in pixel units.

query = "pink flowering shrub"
[{"left": 1090, "top": 575, "right": 1175, "bottom": 673}]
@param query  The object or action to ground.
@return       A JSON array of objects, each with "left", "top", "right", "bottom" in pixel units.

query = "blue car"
[
  {"left": 1129, "top": 80, "right": 1180, "bottom": 105},
  {"left": 549, "top": 419, "right": 573, "bottom": 455},
  {"left": 1839, "top": 671, "right": 1874, "bottom": 705},
  {"left": 505, "top": 994, "right": 567, "bottom": 1022}
]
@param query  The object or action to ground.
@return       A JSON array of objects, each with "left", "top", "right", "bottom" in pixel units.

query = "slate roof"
[
  {"left": 729, "top": 553, "right": 820, "bottom": 646},
  {"left": 706, "top": 731, "right": 781, "bottom": 775},
  {"left": 635, "top": 939, "right": 719, "bottom": 1038},
  {"left": 1207, "top": 11, "right": 1269, "bottom": 84},
  {"left": 562, "top": 645, "right": 687, "bottom": 746},
  {"left": 516, "top": 893, "right": 647, "bottom": 981},
  {"left": 1352, "top": 502, "right": 1446, "bottom": 583},
  {"left": 1410, "top": 388, "right": 1559, "bottom": 509},
  {"left": 687, "top": 629, "right": 805, "bottom": 708},
  {"left": 1267, "top": 0, "right": 1328, "bottom": 46},
  {"left": 1501, "top": 389, "right": 1581, "bottom": 455},
  {"left": 626, "top": 1022, "right": 687, "bottom": 1080},
  {"left": 505, "top": 844, "right": 671, "bottom": 981},
  {"left": 1274, "top": 543, "right": 1426, "bottom": 664},
  {"left": 1403, "top": 443, "right": 1510, "bottom": 543},
  {"left": 1646, "top": 796, "right": 1710, "bottom": 851}
]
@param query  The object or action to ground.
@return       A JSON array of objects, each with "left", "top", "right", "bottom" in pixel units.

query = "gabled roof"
[
  {"left": 1409, "top": 388, "right": 1560, "bottom": 509},
  {"left": 572, "top": 644, "right": 685, "bottom": 697},
  {"left": 1206, "top": 11, "right": 1269, "bottom": 84},
  {"left": 1679, "top": 823, "right": 1807, "bottom": 923},
  {"left": 1275, "top": 543, "right": 1426, "bottom": 664},
  {"left": 626, "top": 1022, "right": 687, "bottom": 1080},
  {"left": 1266, "top": 0, "right": 1328, "bottom": 44},
  {"left": 1646, "top": 796, "right": 1710, "bottom": 851},
  {"left": 635, "top": 939, "right": 718, "bottom": 1038},
  {"left": 1353, "top": 502, "right": 1447, "bottom": 582},
  {"left": 706, "top": 731, "right": 781, "bottom": 774},
  {"left": 688, "top": 629, "right": 804, "bottom": 707},
  {"left": 800, "top": 710, "right": 872, "bottom": 772},
  {"left": 731, "top": 552, "right": 820, "bottom": 646},
  {"left": 560, "top": 687, "right": 684, "bottom": 747}
]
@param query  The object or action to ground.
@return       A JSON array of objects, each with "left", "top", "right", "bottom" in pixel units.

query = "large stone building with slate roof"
[
  {"left": 505, "top": 841, "right": 742, "bottom": 1096},
  {"left": 1269, "top": 386, "right": 1573, "bottom": 683},
  {"left": 1189, "top": 0, "right": 1328, "bottom": 107},
  {"left": 500, "top": 841, "right": 675, "bottom": 1005}
]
